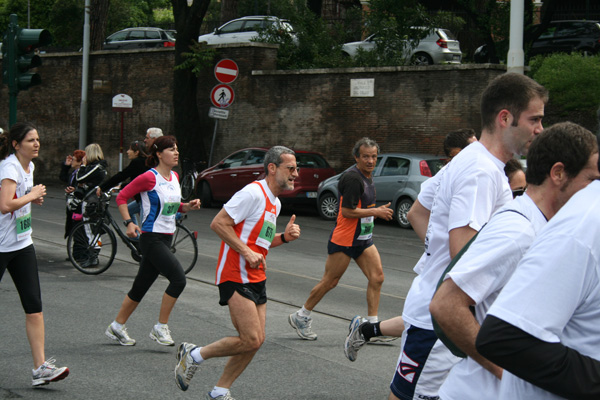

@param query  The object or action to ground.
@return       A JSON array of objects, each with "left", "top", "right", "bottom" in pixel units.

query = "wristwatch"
[{"left": 123, "top": 219, "right": 134, "bottom": 227}]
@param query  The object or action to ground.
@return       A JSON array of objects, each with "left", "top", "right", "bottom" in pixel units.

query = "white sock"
[
  {"left": 190, "top": 347, "right": 204, "bottom": 364},
  {"left": 366, "top": 315, "right": 378, "bottom": 323},
  {"left": 112, "top": 321, "right": 124, "bottom": 330},
  {"left": 209, "top": 386, "right": 229, "bottom": 398},
  {"left": 155, "top": 322, "right": 168, "bottom": 329},
  {"left": 298, "top": 306, "right": 311, "bottom": 318}
]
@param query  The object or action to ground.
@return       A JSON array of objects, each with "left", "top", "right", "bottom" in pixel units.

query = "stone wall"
[{"left": 0, "top": 44, "right": 506, "bottom": 183}]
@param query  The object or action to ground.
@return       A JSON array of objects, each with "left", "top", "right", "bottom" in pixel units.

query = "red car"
[{"left": 195, "top": 148, "right": 336, "bottom": 206}]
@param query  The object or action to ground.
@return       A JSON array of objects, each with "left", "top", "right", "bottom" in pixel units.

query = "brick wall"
[{"left": 0, "top": 44, "right": 505, "bottom": 182}]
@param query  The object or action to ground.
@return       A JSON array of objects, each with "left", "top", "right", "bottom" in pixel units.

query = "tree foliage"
[
  {"left": 530, "top": 53, "right": 600, "bottom": 112},
  {"left": 0, "top": 0, "right": 174, "bottom": 50}
]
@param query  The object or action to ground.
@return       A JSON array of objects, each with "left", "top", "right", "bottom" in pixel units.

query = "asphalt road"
[{"left": 0, "top": 184, "right": 423, "bottom": 400}]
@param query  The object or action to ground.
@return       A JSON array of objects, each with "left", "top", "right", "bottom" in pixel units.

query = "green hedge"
[{"left": 530, "top": 53, "right": 600, "bottom": 112}]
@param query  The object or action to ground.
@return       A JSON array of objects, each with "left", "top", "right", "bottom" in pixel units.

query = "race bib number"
[
  {"left": 162, "top": 202, "right": 179, "bottom": 216},
  {"left": 357, "top": 216, "right": 374, "bottom": 240},
  {"left": 16, "top": 212, "right": 32, "bottom": 241},
  {"left": 256, "top": 211, "right": 276, "bottom": 250}
]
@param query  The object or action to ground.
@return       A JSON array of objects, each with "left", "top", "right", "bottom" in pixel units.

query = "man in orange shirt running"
[
  {"left": 174, "top": 146, "right": 301, "bottom": 400},
  {"left": 289, "top": 137, "right": 394, "bottom": 340}
]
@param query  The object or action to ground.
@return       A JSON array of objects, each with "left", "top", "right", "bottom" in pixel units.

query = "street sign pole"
[
  {"left": 112, "top": 94, "right": 133, "bottom": 171},
  {"left": 209, "top": 120, "right": 218, "bottom": 167},
  {"left": 208, "top": 59, "right": 238, "bottom": 167}
]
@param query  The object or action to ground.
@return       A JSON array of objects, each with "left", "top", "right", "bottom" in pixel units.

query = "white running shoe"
[
  {"left": 32, "top": 358, "right": 69, "bottom": 387},
  {"left": 288, "top": 312, "right": 318, "bottom": 340},
  {"left": 175, "top": 342, "right": 199, "bottom": 391},
  {"left": 207, "top": 391, "right": 236, "bottom": 399},
  {"left": 150, "top": 324, "right": 175, "bottom": 346},
  {"left": 105, "top": 323, "right": 136, "bottom": 346},
  {"left": 344, "top": 315, "right": 366, "bottom": 362}
]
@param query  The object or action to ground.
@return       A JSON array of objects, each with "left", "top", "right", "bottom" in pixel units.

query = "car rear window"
[
  {"left": 296, "top": 154, "right": 330, "bottom": 168},
  {"left": 439, "top": 29, "right": 456, "bottom": 40},
  {"left": 426, "top": 159, "right": 445, "bottom": 176}
]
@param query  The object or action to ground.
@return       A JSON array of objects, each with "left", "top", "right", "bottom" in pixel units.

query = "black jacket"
[
  {"left": 101, "top": 156, "right": 148, "bottom": 192},
  {"left": 76, "top": 160, "right": 108, "bottom": 191}
]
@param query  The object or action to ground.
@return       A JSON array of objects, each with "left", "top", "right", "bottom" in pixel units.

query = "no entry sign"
[
  {"left": 211, "top": 84, "right": 235, "bottom": 108},
  {"left": 214, "top": 59, "right": 239, "bottom": 84}
]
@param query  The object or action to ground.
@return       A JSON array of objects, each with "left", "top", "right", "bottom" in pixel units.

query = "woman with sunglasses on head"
[
  {"left": 101, "top": 140, "right": 149, "bottom": 226},
  {"left": 0, "top": 122, "right": 69, "bottom": 386},
  {"left": 105, "top": 135, "right": 201, "bottom": 347}
]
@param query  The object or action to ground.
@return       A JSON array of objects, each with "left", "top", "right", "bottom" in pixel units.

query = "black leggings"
[
  {"left": 0, "top": 244, "right": 42, "bottom": 314},
  {"left": 128, "top": 232, "right": 186, "bottom": 302}
]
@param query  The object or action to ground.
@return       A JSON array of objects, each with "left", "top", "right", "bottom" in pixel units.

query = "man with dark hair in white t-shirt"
[
  {"left": 389, "top": 73, "right": 548, "bottom": 400},
  {"left": 429, "top": 122, "right": 600, "bottom": 400}
]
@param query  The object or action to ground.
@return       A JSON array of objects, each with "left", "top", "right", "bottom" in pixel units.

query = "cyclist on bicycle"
[{"left": 105, "top": 135, "right": 201, "bottom": 347}]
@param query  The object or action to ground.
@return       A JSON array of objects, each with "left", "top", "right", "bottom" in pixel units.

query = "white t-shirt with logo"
[
  {"left": 0, "top": 154, "right": 35, "bottom": 252},
  {"left": 487, "top": 180, "right": 600, "bottom": 400},
  {"left": 439, "top": 193, "right": 547, "bottom": 400},
  {"left": 403, "top": 141, "right": 512, "bottom": 330}
]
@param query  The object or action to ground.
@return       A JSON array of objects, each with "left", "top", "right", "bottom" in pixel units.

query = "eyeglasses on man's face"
[{"left": 281, "top": 165, "right": 300, "bottom": 173}]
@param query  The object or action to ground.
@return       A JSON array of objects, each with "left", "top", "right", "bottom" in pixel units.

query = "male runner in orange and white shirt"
[{"left": 175, "top": 146, "right": 301, "bottom": 400}]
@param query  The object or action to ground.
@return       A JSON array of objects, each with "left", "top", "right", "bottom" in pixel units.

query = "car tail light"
[
  {"left": 163, "top": 41, "right": 175, "bottom": 47},
  {"left": 436, "top": 39, "right": 448, "bottom": 49},
  {"left": 419, "top": 160, "right": 433, "bottom": 177}
]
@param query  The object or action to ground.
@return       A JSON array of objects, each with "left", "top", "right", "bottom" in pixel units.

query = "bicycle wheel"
[
  {"left": 180, "top": 172, "right": 195, "bottom": 201},
  {"left": 67, "top": 220, "right": 117, "bottom": 275},
  {"left": 171, "top": 223, "right": 198, "bottom": 274}
]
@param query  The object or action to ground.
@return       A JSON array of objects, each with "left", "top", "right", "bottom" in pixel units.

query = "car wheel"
[
  {"left": 199, "top": 181, "right": 213, "bottom": 208},
  {"left": 395, "top": 198, "right": 413, "bottom": 229},
  {"left": 318, "top": 192, "right": 338, "bottom": 221},
  {"left": 412, "top": 52, "right": 433, "bottom": 66}
]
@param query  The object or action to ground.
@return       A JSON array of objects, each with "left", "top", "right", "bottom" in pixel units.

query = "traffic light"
[
  {"left": 15, "top": 24, "right": 52, "bottom": 91},
  {"left": 2, "top": 14, "right": 52, "bottom": 126}
]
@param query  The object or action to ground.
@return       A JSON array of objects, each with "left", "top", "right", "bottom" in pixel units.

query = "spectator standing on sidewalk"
[
  {"left": 0, "top": 122, "right": 69, "bottom": 386},
  {"left": 59, "top": 149, "right": 85, "bottom": 238},
  {"left": 144, "top": 127, "right": 163, "bottom": 149}
]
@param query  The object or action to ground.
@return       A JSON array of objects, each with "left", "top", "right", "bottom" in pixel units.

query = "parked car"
[
  {"left": 474, "top": 20, "right": 600, "bottom": 63},
  {"left": 317, "top": 153, "right": 445, "bottom": 228},
  {"left": 529, "top": 20, "right": 600, "bottom": 57},
  {"left": 196, "top": 147, "right": 336, "bottom": 206},
  {"left": 103, "top": 27, "right": 176, "bottom": 50},
  {"left": 341, "top": 28, "right": 462, "bottom": 65},
  {"left": 198, "top": 15, "right": 296, "bottom": 45}
]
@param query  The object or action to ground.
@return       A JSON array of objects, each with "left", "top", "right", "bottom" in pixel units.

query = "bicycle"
[
  {"left": 180, "top": 159, "right": 207, "bottom": 201},
  {"left": 66, "top": 187, "right": 199, "bottom": 275}
]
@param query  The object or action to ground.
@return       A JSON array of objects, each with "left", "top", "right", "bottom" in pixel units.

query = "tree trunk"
[
  {"left": 220, "top": 0, "right": 239, "bottom": 25},
  {"left": 172, "top": 0, "right": 212, "bottom": 163},
  {"left": 90, "top": 0, "right": 110, "bottom": 51}
]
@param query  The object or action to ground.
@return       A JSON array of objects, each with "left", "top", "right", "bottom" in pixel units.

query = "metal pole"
[
  {"left": 79, "top": 0, "right": 91, "bottom": 149},
  {"left": 7, "top": 14, "right": 18, "bottom": 127},
  {"left": 208, "top": 120, "right": 218, "bottom": 167},
  {"left": 507, "top": 0, "right": 525, "bottom": 74},
  {"left": 119, "top": 112, "right": 124, "bottom": 171}
]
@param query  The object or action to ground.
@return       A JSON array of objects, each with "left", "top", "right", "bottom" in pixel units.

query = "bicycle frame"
[{"left": 103, "top": 207, "right": 141, "bottom": 259}]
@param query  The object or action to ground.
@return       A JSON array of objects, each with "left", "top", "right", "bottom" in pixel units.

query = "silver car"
[
  {"left": 341, "top": 28, "right": 462, "bottom": 65},
  {"left": 316, "top": 153, "right": 445, "bottom": 228},
  {"left": 198, "top": 15, "right": 295, "bottom": 45}
]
